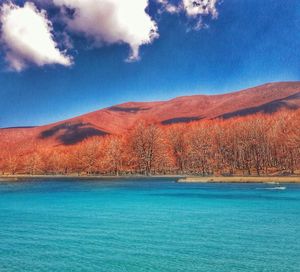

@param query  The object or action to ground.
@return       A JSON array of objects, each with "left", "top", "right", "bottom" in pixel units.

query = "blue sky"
[{"left": 0, "top": 0, "right": 300, "bottom": 127}]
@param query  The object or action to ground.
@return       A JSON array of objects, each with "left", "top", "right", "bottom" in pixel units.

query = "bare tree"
[
  {"left": 167, "top": 125, "right": 188, "bottom": 174},
  {"left": 129, "top": 121, "right": 164, "bottom": 175},
  {"left": 105, "top": 136, "right": 124, "bottom": 175}
]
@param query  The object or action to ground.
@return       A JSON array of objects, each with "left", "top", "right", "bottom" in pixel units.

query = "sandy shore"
[{"left": 178, "top": 176, "right": 300, "bottom": 183}]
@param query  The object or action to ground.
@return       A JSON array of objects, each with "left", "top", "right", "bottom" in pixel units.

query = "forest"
[{"left": 0, "top": 110, "right": 299, "bottom": 176}]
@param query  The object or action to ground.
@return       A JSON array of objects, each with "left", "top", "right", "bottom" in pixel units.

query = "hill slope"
[{"left": 1, "top": 82, "right": 300, "bottom": 147}]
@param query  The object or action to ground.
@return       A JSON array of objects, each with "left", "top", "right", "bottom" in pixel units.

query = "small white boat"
[{"left": 266, "top": 186, "right": 286, "bottom": 190}]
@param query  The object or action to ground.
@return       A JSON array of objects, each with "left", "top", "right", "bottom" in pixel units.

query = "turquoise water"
[{"left": 0, "top": 179, "right": 300, "bottom": 272}]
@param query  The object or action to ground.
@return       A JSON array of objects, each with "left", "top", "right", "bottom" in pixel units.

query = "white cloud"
[
  {"left": 157, "top": 0, "right": 181, "bottom": 14},
  {"left": 158, "top": 0, "right": 219, "bottom": 25},
  {"left": 53, "top": 0, "right": 159, "bottom": 61},
  {"left": 165, "top": 4, "right": 181, "bottom": 14},
  {"left": 0, "top": 1, "right": 72, "bottom": 71},
  {"left": 0, "top": 0, "right": 221, "bottom": 71},
  {"left": 183, "top": 0, "right": 218, "bottom": 18}
]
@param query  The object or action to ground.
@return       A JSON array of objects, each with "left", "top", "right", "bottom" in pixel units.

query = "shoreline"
[
  {"left": 0, "top": 175, "right": 300, "bottom": 183},
  {"left": 0, "top": 175, "right": 185, "bottom": 182},
  {"left": 177, "top": 176, "right": 300, "bottom": 183}
]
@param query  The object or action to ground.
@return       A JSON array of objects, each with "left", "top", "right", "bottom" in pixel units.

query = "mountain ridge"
[{"left": 1, "top": 81, "right": 300, "bottom": 147}]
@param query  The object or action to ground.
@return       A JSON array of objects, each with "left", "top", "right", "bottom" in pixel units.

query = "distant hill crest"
[{"left": 1, "top": 81, "right": 300, "bottom": 146}]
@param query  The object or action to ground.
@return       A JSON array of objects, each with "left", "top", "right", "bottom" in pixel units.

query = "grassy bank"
[
  {"left": 0, "top": 175, "right": 184, "bottom": 182},
  {"left": 0, "top": 174, "right": 300, "bottom": 183}
]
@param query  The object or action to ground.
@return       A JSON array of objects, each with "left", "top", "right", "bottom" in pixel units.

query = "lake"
[{"left": 0, "top": 179, "right": 299, "bottom": 272}]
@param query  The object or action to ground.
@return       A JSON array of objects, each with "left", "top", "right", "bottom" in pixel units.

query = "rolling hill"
[{"left": 1, "top": 81, "right": 300, "bottom": 147}]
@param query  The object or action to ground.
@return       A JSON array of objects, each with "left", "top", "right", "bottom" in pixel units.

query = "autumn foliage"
[{"left": 0, "top": 110, "right": 299, "bottom": 176}]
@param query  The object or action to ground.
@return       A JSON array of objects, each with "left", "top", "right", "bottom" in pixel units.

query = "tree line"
[{"left": 0, "top": 110, "right": 299, "bottom": 176}]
